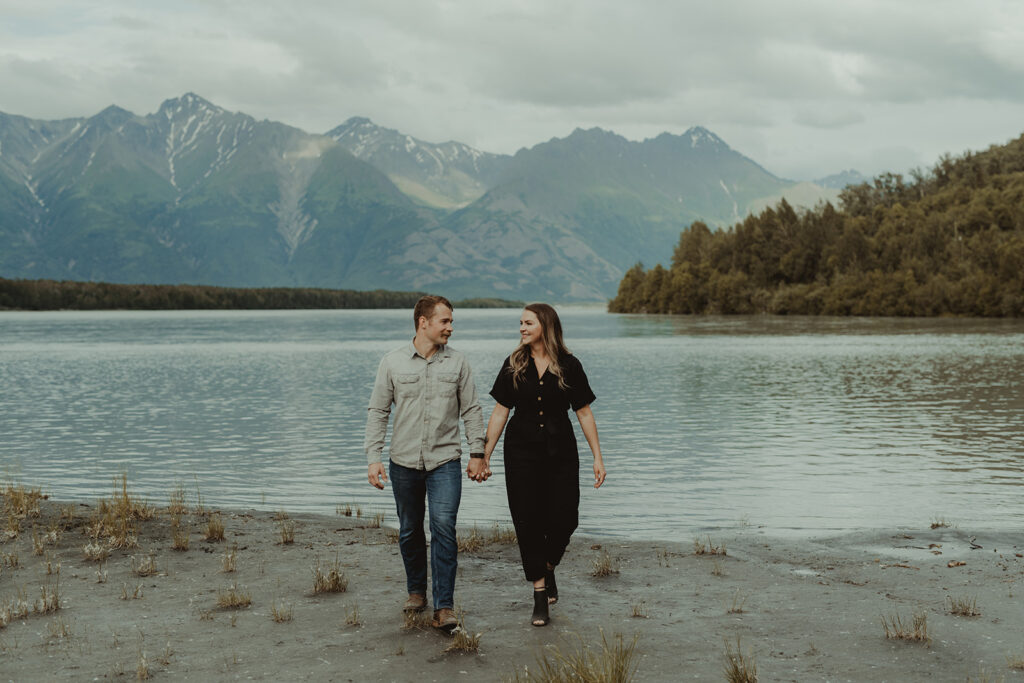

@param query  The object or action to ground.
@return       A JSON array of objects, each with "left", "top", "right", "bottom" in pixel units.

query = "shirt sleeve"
[
  {"left": 565, "top": 355, "right": 596, "bottom": 411},
  {"left": 363, "top": 357, "right": 393, "bottom": 465},
  {"left": 489, "top": 356, "right": 516, "bottom": 409},
  {"left": 457, "top": 357, "right": 486, "bottom": 452}
]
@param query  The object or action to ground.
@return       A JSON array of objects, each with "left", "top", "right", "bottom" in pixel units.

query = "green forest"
[
  {"left": 0, "top": 278, "right": 520, "bottom": 311},
  {"left": 610, "top": 133, "right": 1024, "bottom": 317}
]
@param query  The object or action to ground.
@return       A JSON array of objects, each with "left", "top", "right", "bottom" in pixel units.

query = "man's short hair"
[{"left": 413, "top": 295, "right": 453, "bottom": 330}]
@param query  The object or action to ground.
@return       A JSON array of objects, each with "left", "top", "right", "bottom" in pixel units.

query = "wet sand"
[{"left": 2, "top": 496, "right": 1023, "bottom": 681}]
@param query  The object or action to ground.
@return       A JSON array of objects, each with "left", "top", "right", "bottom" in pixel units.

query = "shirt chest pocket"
[
  {"left": 395, "top": 374, "right": 422, "bottom": 398},
  {"left": 437, "top": 373, "right": 459, "bottom": 397}
]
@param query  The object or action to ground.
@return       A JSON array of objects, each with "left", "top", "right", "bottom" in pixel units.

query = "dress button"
[
  {"left": 537, "top": 396, "right": 541, "bottom": 401},
  {"left": 539, "top": 423, "right": 544, "bottom": 428},
  {"left": 539, "top": 411, "right": 544, "bottom": 416},
  {"left": 539, "top": 381, "right": 544, "bottom": 386}
]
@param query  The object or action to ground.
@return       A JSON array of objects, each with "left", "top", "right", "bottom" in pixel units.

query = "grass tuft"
[
  {"left": 506, "top": 629, "right": 639, "bottom": 682},
  {"left": 131, "top": 553, "right": 158, "bottom": 577},
  {"left": 278, "top": 520, "right": 295, "bottom": 545},
  {"left": 270, "top": 600, "right": 293, "bottom": 623},
  {"left": 946, "top": 595, "right": 981, "bottom": 617},
  {"left": 204, "top": 514, "right": 225, "bottom": 542},
  {"left": 402, "top": 610, "right": 430, "bottom": 631},
  {"left": 881, "top": 611, "right": 931, "bottom": 646},
  {"left": 445, "top": 614, "right": 482, "bottom": 654},
  {"left": 724, "top": 637, "right": 758, "bottom": 682},
  {"left": 311, "top": 555, "right": 348, "bottom": 594},
  {"left": 221, "top": 544, "right": 238, "bottom": 573},
  {"left": 694, "top": 535, "right": 726, "bottom": 556},
  {"left": 630, "top": 601, "right": 649, "bottom": 618},
  {"left": 488, "top": 522, "right": 517, "bottom": 545},
  {"left": 458, "top": 525, "right": 485, "bottom": 553},
  {"left": 591, "top": 549, "right": 620, "bottom": 577},
  {"left": 728, "top": 589, "right": 749, "bottom": 614},
  {"left": 345, "top": 604, "right": 362, "bottom": 627},
  {"left": 217, "top": 583, "right": 252, "bottom": 609}
]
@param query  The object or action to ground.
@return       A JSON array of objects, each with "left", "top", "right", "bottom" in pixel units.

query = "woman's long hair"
[{"left": 510, "top": 303, "right": 570, "bottom": 389}]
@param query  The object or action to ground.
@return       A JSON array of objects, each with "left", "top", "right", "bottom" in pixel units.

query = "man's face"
[{"left": 420, "top": 304, "right": 453, "bottom": 346}]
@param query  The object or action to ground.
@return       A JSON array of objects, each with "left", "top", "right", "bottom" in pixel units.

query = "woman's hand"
[{"left": 593, "top": 459, "right": 606, "bottom": 488}]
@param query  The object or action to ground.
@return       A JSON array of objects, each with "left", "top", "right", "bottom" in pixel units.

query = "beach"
[{"left": 2, "top": 491, "right": 1023, "bottom": 682}]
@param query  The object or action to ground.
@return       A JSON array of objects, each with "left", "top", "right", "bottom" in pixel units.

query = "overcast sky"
[{"left": 3, "top": 0, "right": 1023, "bottom": 180}]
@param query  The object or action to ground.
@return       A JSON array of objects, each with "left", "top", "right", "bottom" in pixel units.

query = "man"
[{"left": 364, "top": 295, "right": 486, "bottom": 633}]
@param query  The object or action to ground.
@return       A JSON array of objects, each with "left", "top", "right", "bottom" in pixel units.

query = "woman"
[{"left": 474, "top": 303, "right": 606, "bottom": 627}]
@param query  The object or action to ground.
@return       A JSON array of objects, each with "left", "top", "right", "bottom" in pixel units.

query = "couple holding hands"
[{"left": 364, "top": 296, "right": 606, "bottom": 631}]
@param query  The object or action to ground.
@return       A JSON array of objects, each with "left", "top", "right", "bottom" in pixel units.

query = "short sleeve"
[
  {"left": 565, "top": 355, "right": 596, "bottom": 411},
  {"left": 489, "top": 356, "right": 516, "bottom": 408}
]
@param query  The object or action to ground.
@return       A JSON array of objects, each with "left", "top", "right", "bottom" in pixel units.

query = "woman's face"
[{"left": 519, "top": 309, "right": 543, "bottom": 346}]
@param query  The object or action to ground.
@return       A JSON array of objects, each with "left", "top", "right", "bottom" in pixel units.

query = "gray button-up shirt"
[{"left": 364, "top": 342, "right": 485, "bottom": 470}]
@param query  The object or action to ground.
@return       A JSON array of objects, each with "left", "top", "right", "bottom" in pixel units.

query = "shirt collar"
[{"left": 407, "top": 340, "right": 448, "bottom": 361}]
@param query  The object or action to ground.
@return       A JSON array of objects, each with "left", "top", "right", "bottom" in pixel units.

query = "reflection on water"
[{"left": 1, "top": 309, "right": 1022, "bottom": 540}]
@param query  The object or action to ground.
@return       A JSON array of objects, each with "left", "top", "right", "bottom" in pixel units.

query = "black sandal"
[
  {"left": 532, "top": 588, "right": 550, "bottom": 626},
  {"left": 545, "top": 565, "right": 558, "bottom": 605}
]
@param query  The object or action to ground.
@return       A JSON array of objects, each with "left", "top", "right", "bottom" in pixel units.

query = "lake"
[{"left": 1, "top": 308, "right": 1022, "bottom": 540}]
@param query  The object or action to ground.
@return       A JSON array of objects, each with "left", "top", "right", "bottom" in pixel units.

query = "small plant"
[
  {"left": 694, "top": 535, "right": 726, "bottom": 556},
  {"left": 457, "top": 526, "right": 484, "bottom": 552},
  {"left": 444, "top": 616, "right": 481, "bottom": 654},
  {"left": 270, "top": 600, "right": 293, "bottom": 623},
  {"left": 402, "top": 610, "right": 430, "bottom": 631},
  {"left": 274, "top": 509, "right": 289, "bottom": 521},
  {"left": 34, "top": 579, "right": 62, "bottom": 613},
  {"left": 171, "top": 518, "right": 190, "bottom": 551},
  {"left": 204, "top": 514, "right": 225, "bottom": 542},
  {"left": 1, "top": 551, "right": 19, "bottom": 568},
  {"left": 222, "top": 544, "right": 238, "bottom": 573},
  {"left": 192, "top": 476, "right": 206, "bottom": 516},
  {"left": 46, "top": 616, "right": 71, "bottom": 639},
  {"left": 131, "top": 553, "right": 159, "bottom": 577},
  {"left": 337, "top": 503, "right": 352, "bottom": 517},
  {"left": 946, "top": 595, "right": 980, "bottom": 617},
  {"left": 881, "top": 611, "right": 931, "bottom": 646},
  {"left": 137, "top": 648, "right": 150, "bottom": 680},
  {"left": 488, "top": 522, "right": 517, "bottom": 545},
  {"left": 656, "top": 547, "right": 671, "bottom": 567},
  {"left": 121, "top": 583, "right": 144, "bottom": 600},
  {"left": 724, "top": 636, "right": 757, "bottom": 682},
  {"left": 712, "top": 559, "right": 724, "bottom": 576},
  {"left": 930, "top": 517, "right": 951, "bottom": 529},
  {"left": 96, "top": 565, "right": 108, "bottom": 583},
  {"left": 167, "top": 482, "right": 188, "bottom": 515},
  {"left": 630, "top": 601, "right": 648, "bottom": 618},
  {"left": 31, "top": 527, "right": 46, "bottom": 555},
  {"left": 345, "top": 604, "right": 362, "bottom": 627},
  {"left": 506, "top": 630, "right": 638, "bottom": 681},
  {"left": 591, "top": 549, "right": 620, "bottom": 577},
  {"left": 278, "top": 520, "right": 295, "bottom": 545},
  {"left": 312, "top": 555, "right": 348, "bottom": 593},
  {"left": 157, "top": 642, "right": 174, "bottom": 666},
  {"left": 83, "top": 541, "right": 109, "bottom": 562},
  {"left": 384, "top": 529, "right": 399, "bottom": 544},
  {"left": 1007, "top": 654, "right": 1024, "bottom": 670},
  {"left": 728, "top": 589, "right": 749, "bottom": 614},
  {"left": 367, "top": 512, "right": 383, "bottom": 529},
  {"left": 217, "top": 583, "right": 252, "bottom": 609}
]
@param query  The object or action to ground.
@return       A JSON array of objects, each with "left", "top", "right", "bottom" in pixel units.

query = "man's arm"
[
  {"left": 457, "top": 358, "right": 486, "bottom": 454},
  {"left": 364, "top": 358, "right": 393, "bottom": 488}
]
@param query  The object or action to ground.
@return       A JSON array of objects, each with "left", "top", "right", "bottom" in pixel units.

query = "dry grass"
[
  {"left": 1007, "top": 654, "right": 1024, "bottom": 670},
  {"left": 88, "top": 475, "right": 156, "bottom": 550},
  {"left": 217, "top": 583, "right": 252, "bottom": 609},
  {"left": 712, "top": 559, "right": 724, "bottom": 576},
  {"left": 384, "top": 529, "right": 399, "bottom": 544},
  {"left": 46, "top": 616, "right": 71, "bottom": 640},
  {"left": 946, "top": 595, "right": 981, "bottom": 617},
  {"left": 131, "top": 553, "right": 158, "bottom": 577},
  {"left": 273, "top": 509, "right": 289, "bottom": 521},
  {"left": 2, "top": 482, "right": 44, "bottom": 519},
  {"left": 488, "top": 522, "right": 517, "bottom": 545},
  {"left": 591, "top": 549, "right": 620, "bottom": 577},
  {"left": 445, "top": 614, "right": 482, "bottom": 654},
  {"left": 270, "top": 600, "right": 293, "bottom": 623},
  {"left": 221, "top": 544, "right": 238, "bottom": 573},
  {"left": 345, "top": 605, "right": 362, "bottom": 627},
  {"left": 930, "top": 517, "right": 952, "bottom": 529},
  {"left": 311, "top": 555, "right": 348, "bottom": 594},
  {"left": 402, "top": 610, "right": 431, "bottom": 631},
  {"left": 278, "top": 520, "right": 295, "bottom": 545},
  {"left": 458, "top": 525, "right": 485, "bottom": 552},
  {"left": 694, "top": 536, "right": 727, "bottom": 556},
  {"left": 83, "top": 541, "right": 109, "bottom": 562},
  {"left": 724, "top": 637, "right": 758, "bottom": 683},
  {"left": 367, "top": 512, "right": 383, "bottom": 529},
  {"left": 167, "top": 483, "right": 188, "bottom": 516},
  {"left": 136, "top": 649, "right": 150, "bottom": 680},
  {"left": 34, "top": 578, "right": 62, "bottom": 614},
  {"left": 506, "top": 630, "right": 639, "bottom": 682},
  {"left": 204, "top": 514, "right": 225, "bottom": 542},
  {"left": 170, "top": 517, "right": 190, "bottom": 551},
  {"left": 881, "top": 611, "right": 931, "bottom": 646},
  {"left": 630, "top": 601, "right": 649, "bottom": 618},
  {"left": 728, "top": 589, "right": 749, "bottom": 614},
  {"left": 336, "top": 503, "right": 353, "bottom": 517},
  {"left": 1, "top": 551, "right": 19, "bottom": 569},
  {"left": 121, "top": 583, "right": 144, "bottom": 600}
]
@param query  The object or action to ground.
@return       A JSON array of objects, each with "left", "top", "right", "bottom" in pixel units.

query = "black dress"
[{"left": 490, "top": 353, "right": 596, "bottom": 581}]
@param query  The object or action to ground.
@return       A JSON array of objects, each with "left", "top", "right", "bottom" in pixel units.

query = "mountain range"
[{"left": 0, "top": 93, "right": 852, "bottom": 301}]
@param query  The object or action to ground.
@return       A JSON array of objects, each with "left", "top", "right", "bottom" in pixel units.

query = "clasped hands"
[{"left": 466, "top": 457, "right": 492, "bottom": 483}]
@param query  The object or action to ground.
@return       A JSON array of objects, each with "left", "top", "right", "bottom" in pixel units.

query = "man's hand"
[
  {"left": 368, "top": 462, "right": 388, "bottom": 489},
  {"left": 466, "top": 457, "right": 491, "bottom": 483}
]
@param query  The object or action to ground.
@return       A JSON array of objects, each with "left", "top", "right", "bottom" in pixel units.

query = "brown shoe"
[
  {"left": 403, "top": 593, "right": 426, "bottom": 613},
  {"left": 431, "top": 608, "right": 458, "bottom": 633}
]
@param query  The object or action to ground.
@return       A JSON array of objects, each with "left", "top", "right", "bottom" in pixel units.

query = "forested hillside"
[{"left": 610, "top": 134, "right": 1024, "bottom": 317}]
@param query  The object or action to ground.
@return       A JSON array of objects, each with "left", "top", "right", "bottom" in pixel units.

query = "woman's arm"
[
  {"left": 574, "top": 404, "right": 606, "bottom": 488},
  {"left": 468, "top": 403, "right": 510, "bottom": 482}
]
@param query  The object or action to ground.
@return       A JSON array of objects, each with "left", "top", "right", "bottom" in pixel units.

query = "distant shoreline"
[{"left": 0, "top": 277, "right": 522, "bottom": 311}]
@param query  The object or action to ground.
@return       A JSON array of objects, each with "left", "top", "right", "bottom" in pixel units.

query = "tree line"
[
  {"left": 0, "top": 278, "right": 520, "bottom": 311},
  {"left": 610, "top": 133, "right": 1024, "bottom": 317}
]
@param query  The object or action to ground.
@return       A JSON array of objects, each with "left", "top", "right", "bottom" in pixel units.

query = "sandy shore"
[{"left": 2, "top": 491, "right": 1023, "bottom": 682}]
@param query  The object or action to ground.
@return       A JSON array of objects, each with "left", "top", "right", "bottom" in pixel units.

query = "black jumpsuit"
[{"left": 490, "top": 353, "right": 596, "bottom": 581}]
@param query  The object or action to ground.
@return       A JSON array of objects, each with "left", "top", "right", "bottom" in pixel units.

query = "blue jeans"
[{"left": 389, "top": 459, "right": 462, "bottom": 610}]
